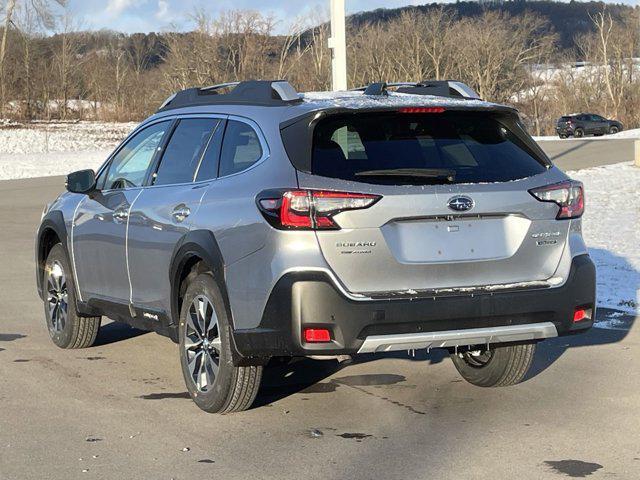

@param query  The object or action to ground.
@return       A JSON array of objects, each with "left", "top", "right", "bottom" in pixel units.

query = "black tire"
[
  {"left": 574, "top": 128, "right": 584, "bottom": 138},
  {"left": 178, "top": 272, "right": 262, "bottom": 413},
  {"left": 609, "top": 126, "right": 619, "bottom": 135},
  {"left": 43, "top": 244, "right": 101, "bottom": 349},
  {"left": 559, "top": 134, "right": 567, "bottom": 139},
  {"left": 451, "top": 342, "right": 536, "bottom": 387}
]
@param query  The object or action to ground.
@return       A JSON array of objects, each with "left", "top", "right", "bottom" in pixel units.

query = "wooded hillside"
[{"left": 0, "top": 1, "right": 638, "bottom": 134}]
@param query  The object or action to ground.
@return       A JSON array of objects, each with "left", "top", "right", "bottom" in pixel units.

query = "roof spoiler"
[
  {"left": 158, "top": 80, "right": 302, "bottom": 111},
  {"left": 354, "top": 80, "right": 481, "bottom": 100}
]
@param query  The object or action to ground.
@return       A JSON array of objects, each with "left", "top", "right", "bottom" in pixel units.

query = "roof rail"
[
  {"left": 157, "top": 80, "right": 302, "bottom": 111},
  {"left": 354, "top": 80, "right": 481, "bottom": 100},
  {"left": 362, "top": 82, "right": 389, "bottom": 96}
]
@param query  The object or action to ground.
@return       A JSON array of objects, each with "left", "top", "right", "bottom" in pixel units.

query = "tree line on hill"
[{"left": 0, "top": 1, "right": 638, "bottom": 135}]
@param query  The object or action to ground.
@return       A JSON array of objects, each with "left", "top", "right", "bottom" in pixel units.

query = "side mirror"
[{"left": 66, "top": 169, "right": 96, "bottom": 194}]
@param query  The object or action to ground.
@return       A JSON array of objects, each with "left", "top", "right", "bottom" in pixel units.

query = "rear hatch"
[
  {"left": 283, "top": 108, "right": 569, "bottom": 295},
  {"left": 557, "top": 116, "right": 573, "bottom": 130}
]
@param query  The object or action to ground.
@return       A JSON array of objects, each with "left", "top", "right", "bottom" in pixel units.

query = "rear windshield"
[{"left": 312, "top": 112, "right": 547, "bottom": 185}]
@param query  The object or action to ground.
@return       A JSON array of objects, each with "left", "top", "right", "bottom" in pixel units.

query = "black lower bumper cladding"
[{"left": 232, "top": 254, "right": 596, "bottom": 360}]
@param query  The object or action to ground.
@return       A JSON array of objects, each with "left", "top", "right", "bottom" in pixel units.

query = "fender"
[
  {"left": 36, "top": 210, "right": 72, "bottom": 301},
  {"left": 37, "top": 208, "right": 101, "bottom": 318},
  {"left": 169, "top": 229, "right": 228, "bottom": 324},
  {"left": 168, "top": 230, "right": 265, "bottom": 365}
]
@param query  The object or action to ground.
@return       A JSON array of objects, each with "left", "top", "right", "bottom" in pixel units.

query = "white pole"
[{"left": 329, "top": 0, "right": 347, "bottom": 91}]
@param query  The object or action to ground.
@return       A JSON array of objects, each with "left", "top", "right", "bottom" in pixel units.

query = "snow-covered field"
[
  {"left": 0, "top": 121, "right": 136, "bottom": 154},
  {"left": 0, "top": 122, "right": 638, "bottom": 321},
  {"left": 569, "top": 162, "right": 639, "bottom": 317},
  {"left": 0, "top": 121, "right": 135, "bottom": 179},
  {"left": 534, "top": 128, "right": 640, "bottom": 142}
]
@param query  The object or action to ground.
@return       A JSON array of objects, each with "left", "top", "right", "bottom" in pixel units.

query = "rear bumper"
[
  {"left": 356, "top": 322, "right": 558, "bottom": 354},
  {"left": 231, "top": 254, "right": 596, "bottom": 361},
  {"left": 556, "top": 126, "right": 574, "bottom": 135}
]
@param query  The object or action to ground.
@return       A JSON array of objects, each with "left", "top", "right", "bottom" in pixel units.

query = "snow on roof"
[{"left": 300, "top": 90, "right": 502, "bottom": 110}]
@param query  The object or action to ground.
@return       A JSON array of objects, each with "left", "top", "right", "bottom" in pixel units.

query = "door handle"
[
  {"left": 172, "top": 205, "right": 191, "bottom": 223},
  {"left": 113, "top": 207, "right": 129, "bottom": 222}
]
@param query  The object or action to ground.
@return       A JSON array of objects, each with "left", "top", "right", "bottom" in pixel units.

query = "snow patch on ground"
[
  {"left": 534, "top": 128, "right": 640, "bottom": 142},
  {"left": 0, "top": 150, "right": 113, "bottom": 180},
  {"left": 0, "top": 121, "right": 135, "bottom": 154},
  {"left": 568, "top": 162, "right": 640, "bottom": 317},
  {"left": 595, "top": 310, "right": 634, "bottom": 331},
  {"left": 0, "top": 121, "right": 135, "bottom": 180}
]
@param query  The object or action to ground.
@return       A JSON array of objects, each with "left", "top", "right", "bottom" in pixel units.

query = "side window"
[
  {"left": 218, "top": 120, "right": 263, "bottom": 177},
  {"left": 103, "top": 121, "right": 169, "bottom": 190},
  {"left": 153, "top": 118, "right": 220, "bottom": 186},
  {"left": 195, "top": 120, "right": 225, "bottom": 182},
  {"left": 95, "top": 162, "right": 110, "bottom": 190}
]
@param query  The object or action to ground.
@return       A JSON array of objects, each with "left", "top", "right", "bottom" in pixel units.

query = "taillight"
[
  {"left": 257, "top": 189, "right": 381, "bottom": 230},
  {"left": 398, "top": 107, "right": 445, "bottom": 114},
  {"left": 529, "top": 180, "right": 584, "bottom": 219}
]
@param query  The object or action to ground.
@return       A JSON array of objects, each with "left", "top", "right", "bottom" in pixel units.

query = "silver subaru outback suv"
[{"left": 36, "top": 80, "right": 596, "bottom": 413}]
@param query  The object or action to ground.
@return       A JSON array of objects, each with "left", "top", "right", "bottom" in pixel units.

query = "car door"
[
  {"left": 72, "top": 120, "right": 171, "bottom": 305},
  {"left": 591, "top": 115, "right": 608, "bottom": 134},
  {"left": 577, "top": 115, "right": 592, "bottom": 134},
  {"left": 127, "top": 116, "right": 225, "bottom": 318}
]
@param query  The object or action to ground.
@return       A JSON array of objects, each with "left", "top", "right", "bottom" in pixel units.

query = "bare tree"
[
  {"left": 0, "top": 4, "right": 637, "bottom": 132},
  {"left": 52, "top": 8, "right": 83, "bottom": 119},
  {"left": 276, "top": 17, "right": 311, "bottom": 80},
  {"left": 588, "top": 8, "right": 635, "bottom": 119},
  {"left": 0, "top": 0, "right": 66, "bottom": 114},
  {"left": 305, "top": 9, "right": 331, "bottom": 90}
]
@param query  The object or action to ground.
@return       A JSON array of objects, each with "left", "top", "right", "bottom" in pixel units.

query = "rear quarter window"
[
  {"left": 311, "top": 111, "right": 548, "bottom": 185},
  {"left": 218, "top": 120, "right": 263, "bottom": 177}
]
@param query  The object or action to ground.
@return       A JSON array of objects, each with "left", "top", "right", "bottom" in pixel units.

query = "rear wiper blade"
[{"left": 355, "top": 168, "right": 456, "bottom": 181}]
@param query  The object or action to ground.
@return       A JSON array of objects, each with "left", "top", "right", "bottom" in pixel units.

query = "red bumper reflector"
[
  {"left": 573, "top": 308, "right": 587, "bottom": 322},
  {"left": 304, "top": 328, "right": 331, "bottom": 343}
]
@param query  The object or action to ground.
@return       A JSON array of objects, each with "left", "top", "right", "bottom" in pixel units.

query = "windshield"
[{"left": 312, "top": 111, "right": 548, "bottom": 185}]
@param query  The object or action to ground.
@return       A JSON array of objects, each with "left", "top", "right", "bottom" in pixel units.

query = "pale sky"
[
  {"left": 66, "top": 0, "right": 639, "bottom": 34},
  {"left": 68, "top": 0, "right": 423, "bottom": 33}
]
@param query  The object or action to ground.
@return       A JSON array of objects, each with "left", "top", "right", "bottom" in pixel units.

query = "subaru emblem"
[{"left": 447, "top": 195, "right": 474, "bottom": 212}]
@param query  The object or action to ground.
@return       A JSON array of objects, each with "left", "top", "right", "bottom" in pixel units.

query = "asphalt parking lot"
[
  {"left": 0, "top": 175, "right": 638, "bottom": 480},
  {"left": 537, "top": 138, "right": 637, "bottom": 171}
]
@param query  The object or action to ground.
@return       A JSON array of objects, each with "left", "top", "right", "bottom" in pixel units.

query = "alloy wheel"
[
  {"left": 46, "top": 261, "right": 68, "bottom": 333},
  {"left": 183, "top": 295, "right": 222, "bottom": 392},
  {"left": 458, "top": 349, "right": 493, "bottom": 368}
]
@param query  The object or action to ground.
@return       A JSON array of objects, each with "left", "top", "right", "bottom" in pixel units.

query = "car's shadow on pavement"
[
  {"left": 255, "top": 350, "right": 451, "bottom": 407},
  {"left": 94, "top": 320, "right": 149, "bottom": 346},
  {"left": 255, "top": 357, "right": 346, "bottom": 406}
]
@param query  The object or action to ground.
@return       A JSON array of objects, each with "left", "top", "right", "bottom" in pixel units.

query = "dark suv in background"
[{"left": 556, "top": 113, "right": 623, "bottom": 138}]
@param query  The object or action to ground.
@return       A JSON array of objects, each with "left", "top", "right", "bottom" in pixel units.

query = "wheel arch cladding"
[
  {"left": 169, "top": 229, "right": 235, "bottom": 332},
  {"left": 36, "top": 211, "right": 69, "bottom": 300}
]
